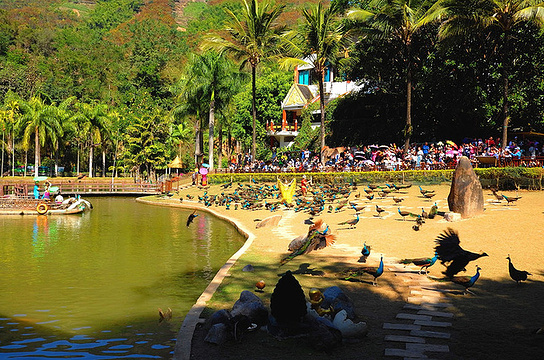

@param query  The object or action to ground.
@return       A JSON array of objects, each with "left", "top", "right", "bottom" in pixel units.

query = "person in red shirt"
[{"left": 301, "top": 175, "right": 308, "bottom": 197}]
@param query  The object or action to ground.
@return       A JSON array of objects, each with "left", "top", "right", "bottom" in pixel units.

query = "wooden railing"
[
  {"left": 56, "top": 182, "right": 161, "bottom": 195},
  {"left": 1, "top": 181, "right": 161, "bottom": 197}
]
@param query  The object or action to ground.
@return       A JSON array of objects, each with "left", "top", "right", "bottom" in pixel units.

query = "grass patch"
[{"left": 182, "top": 2, "right": 207, "bottom": 20}]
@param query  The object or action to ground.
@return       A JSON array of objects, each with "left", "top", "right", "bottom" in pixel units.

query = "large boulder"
[{"left": 448, "top": 156, "right": 484, "bottom": 218}]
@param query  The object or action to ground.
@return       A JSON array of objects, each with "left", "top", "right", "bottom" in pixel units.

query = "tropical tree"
[
  {"left": 0, "top": 95, "right": 20, "bottom": 176},
  {"left": 204, "top": 0, "right": 285, "bottom": 161},
  {"left": 180, "top": 51, "right": 239, "bottom": 170},
  {"left": 437, "top": 0, "right": 544, "bottom": 149},
  {"left": 108, "top": 110, "right": 126, "bottom": 180},
  {"left": 284, "top": 0, "right": 352, "bottom": 162},
  {"left": 123, "top": 109, "right": 170, "bottom": 181},
  {"left": 18, "top": 96, "right": 62, "bottom": 177},
  {"left": 172, "top": 68, "right": 209, "bottom": 166},
  {"left": 50, "top": 96, "right": 76, "bottom": 176},
  {"left": 72, "top": 102, "right": 110, "bottom": 178},
  {"left": 170, "top": 120, "right": 192, "bottom": 160},
  {"left": 352, "top": 0, "right": 442, "bottom": 153}
]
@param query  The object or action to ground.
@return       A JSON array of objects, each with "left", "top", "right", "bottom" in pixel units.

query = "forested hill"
[{"left": 0, "top": 0, "right": 312, "bottom": 103}]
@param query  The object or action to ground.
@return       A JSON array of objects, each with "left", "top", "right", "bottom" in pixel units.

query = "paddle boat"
[{"left": 0, "top": 195, "right": 92, "bottom": 216}]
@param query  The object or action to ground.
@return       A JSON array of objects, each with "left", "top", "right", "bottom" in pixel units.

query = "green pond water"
[{"left": 0, "top": 197, "right": 245, "bottom": 358}]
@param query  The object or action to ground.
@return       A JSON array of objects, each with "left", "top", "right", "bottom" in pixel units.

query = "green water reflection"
[{"left": 0, "top": 197, "right": 245, "bottom": 358}]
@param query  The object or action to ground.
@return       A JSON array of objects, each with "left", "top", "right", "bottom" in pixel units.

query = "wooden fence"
[{"left": 1, "top": 181, "right": 161, "bottom": 197}]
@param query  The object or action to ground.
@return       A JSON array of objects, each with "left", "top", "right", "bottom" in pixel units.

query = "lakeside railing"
[{"left": 1, "top": 181, "right": 162, "bottom": 197}]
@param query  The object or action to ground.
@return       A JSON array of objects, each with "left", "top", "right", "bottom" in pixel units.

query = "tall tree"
[
  {"left": 18, "top": 96, "right": 61, "bottom": 176},
  {"left": 181, "top": 51, "right": 238, "bottom": 170},
  {"left": 284, "top": 1, "right": 351, "bottom": 162},
  {"left": 50, "top": 96, "right": 76, "bottom": 176},
  {"left": 0, "top": 97, "right": 19, "bottom": 176},
  {"left": 356, "top": 0, "right": 442, "bottom": 153},
  {"left": 172, "top": 64, "right": 209, "bottom": 166},
  {"left": 437, "top": 0, "right": 544, "bottom": 149},
  {"left": 204, "top": 0, "right": 285, "bottom": 161},
  {"left": 72, "top": 102, "right": 110, "bottom": 178},
  {"left": 170, "top": 121, "right": 192, "bottom": 160}
]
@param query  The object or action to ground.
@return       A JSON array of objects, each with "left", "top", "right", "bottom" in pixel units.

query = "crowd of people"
[{"left": 225, "top": 136, "right": 544, "bottom": 173}]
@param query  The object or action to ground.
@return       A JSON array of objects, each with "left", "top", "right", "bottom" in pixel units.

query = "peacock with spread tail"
[
  {"left": 434, "top": 228, "right": 488, "bottom": 278},
  {"left": 281, "top": 219, "right": 335, "bottom": 265}
]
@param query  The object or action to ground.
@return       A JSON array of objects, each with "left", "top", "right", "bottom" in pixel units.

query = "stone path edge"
[{"left": 136, "top": 197, "right": 256, "bottom": 360}]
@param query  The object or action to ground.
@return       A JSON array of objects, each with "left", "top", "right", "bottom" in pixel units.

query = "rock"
[
  {"left": 242, "top": 264, "right": 254, "bottom": 272},
  {"left": 270, "top": 271, "right": 307, "bottom": 325},
  {"left": 231, "top": 290, "right": 268, "bottom": 326},
  {"left": 332, "top": 310, "right": 368, "bottom": 339},
  {"left": 322, "top": 286, "right": 356, "bottom": 319},
  {"left": 448, "top": 156, "right": 484, "bottom": 218},
  {"left": 205, "top": 323, "right": 230, "bottom": 345},
  {"left": 444, "top": 212, "right": 462, "bottom": 222},
  {"left": 209, "top": 309, "right": 232, "bottom": 326},
  {"left": 307, "top": 316, "right": 343, "bottom": 351},
  {"left": 255, "top": 215, "right": 282, "bottom": 228}
]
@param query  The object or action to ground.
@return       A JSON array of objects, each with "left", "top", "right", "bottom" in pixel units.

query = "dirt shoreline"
[{"left": 142, "top": 183, "right": 544, "bottom": 360}]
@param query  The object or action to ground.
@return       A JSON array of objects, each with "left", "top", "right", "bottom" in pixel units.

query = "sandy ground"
[{"left": 155, "top": 182, "right": 544, "bottom": 359}]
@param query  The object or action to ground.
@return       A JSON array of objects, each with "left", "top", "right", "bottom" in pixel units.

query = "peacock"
[
  {"left": 502, "top": 194, "right": 522, "bottom": 205},
  {"left": 359, "top": 242, "right": 371, "bottom": 263},
  {"left": 338, "top": 213, "right": 360, "bottom": 228},
  {"left": 434, "top": 228, "right": 488, "bottom": 278},
  {"left": 281, "top": 219, "right": 335, "bottom": 265},
  {"left": 397, "top": 208, "right": 411, "bottom": 221},
  {"left": 507, "top": 254, "right": 531, "bottom": 284},
  {"left": 376, "top": 204, "right": 385, "bottom": 217},
  {"left": 186, "top": 210, "right": 198, "bottom": 226},
  {"left": 428, "top": 203, "right": 438, "bottom": 219},
  {"left": 399, "top": 252, "right": 438, "bottom": 274},
  {"left": 422, "top": 192, "right": 436, "bottom": 199},
  {"left": 421, "top": 207, "right": 428, "bottom": 219},
  {"left": 419, "top": 186, "right": 435, "bottom": 195},
  {"left": 344, "top": 255, "right": 384, "bottom": 286},
  {"left": 451, "top": 265, "right": 482, "bottom": 295},
  {"left": 490, "top": 188, "right": 503, "bottom": 201}
]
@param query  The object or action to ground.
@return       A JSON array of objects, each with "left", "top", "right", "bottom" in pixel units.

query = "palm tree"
[
  {"left": 355, "top": 0, "right": 442, "bottom": 153},
  {"left": 72, "top": 102, "right": 110, "bottom": 178},
  {"left": 181, "top": 51, "right": 239, "bottom": 170},
  {"left": 50, "top": 97, "right": 76, "bottom": 177},
  {"left": 172, "top": 68, "right": 209, "bottom": 166},
  {"left": 170, "top": 121, "right": 192, "bottom": 160},
  {"left": 108, "top": 110, "right": 125, "bottom": 181},
  {"left": 437, "top": 0, "right": 544, "bottom": 149},
  {"left": 18, "top": 96, "right": 62, "bottom": 177},
  {"left": 2, "top": 93, "right": 21, "bottom": 176},
  {"left": 204, "top": 0, "right": 285, "bottom": 161},
  {"left": 284, "top": 1, "right": 351, "bottom": 162}
]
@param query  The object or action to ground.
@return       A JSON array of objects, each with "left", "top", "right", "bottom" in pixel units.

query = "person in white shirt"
[{"left": 55, "top": 191, "right": 64, "bottom": 204}]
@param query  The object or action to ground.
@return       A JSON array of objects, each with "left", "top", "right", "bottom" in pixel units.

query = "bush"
[{"left": 209, "top": 167, "right": 544, "bottom": 190}]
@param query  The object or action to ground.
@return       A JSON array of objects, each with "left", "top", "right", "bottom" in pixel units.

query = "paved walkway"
[{"left": 383, "top": 262, "right": 454, "bottom": 359}]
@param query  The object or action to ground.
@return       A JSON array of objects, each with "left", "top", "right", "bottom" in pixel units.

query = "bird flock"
[{"left": 179, "top": 180, "right": 528, "bottom": 294}]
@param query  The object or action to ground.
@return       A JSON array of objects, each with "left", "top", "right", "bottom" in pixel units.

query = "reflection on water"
[{"left": 0, "top": 197, "right": 245, "bottom": 358}]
